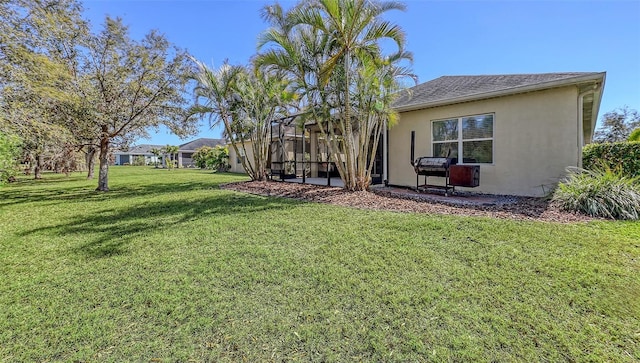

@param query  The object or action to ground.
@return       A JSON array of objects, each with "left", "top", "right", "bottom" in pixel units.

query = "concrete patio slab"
[
  {"left": 282, "top": 177, "right": 344, "bottom": 188},
  {"left": 370, "top": 185, "right": 520, "bottom": 207}
]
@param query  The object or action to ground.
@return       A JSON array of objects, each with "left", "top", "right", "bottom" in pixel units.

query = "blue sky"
[{"left": 82, "top": 0, "right": 640, "bottom": 146}]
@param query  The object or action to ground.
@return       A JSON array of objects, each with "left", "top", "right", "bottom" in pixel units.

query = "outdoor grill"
[
  {"left": 413, "top": 157, "right": 458, "bottom": 195},
  {"left": 409, "top": 130, "right": 480, "bottom": 196},
  {"left": 413, "top": 157, "right": 457, "bottom": 177}
]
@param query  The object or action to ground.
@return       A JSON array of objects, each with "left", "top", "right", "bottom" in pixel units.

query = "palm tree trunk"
[{"left": 342, "top": 53, "right": 359, "bottom": 191}]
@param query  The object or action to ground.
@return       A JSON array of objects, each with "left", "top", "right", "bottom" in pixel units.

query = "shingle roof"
[
  {"left": 393, "top": 72, "right": 605, "bottom": 111},
  {"left": 179, "top": 138, "right": 226, "bottom": 151}
]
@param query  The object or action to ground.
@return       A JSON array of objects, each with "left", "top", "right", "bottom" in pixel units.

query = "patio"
[
  {"left": 276, "top": 177, "right": 518, "bottom": 208},
  {"left": 370, "top": 185, "right": 519, "bottom": 207},
  {"left": 282, "top": 177, "right": 344, "bottom": 188}
]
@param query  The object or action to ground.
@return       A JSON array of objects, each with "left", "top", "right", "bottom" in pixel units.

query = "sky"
[{"left": 81, "top": 0, "right": 640, "bottom": 147}]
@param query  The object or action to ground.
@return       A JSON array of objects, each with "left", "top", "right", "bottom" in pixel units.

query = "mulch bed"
[{"left": 221, "top": 180, "right": 596, "bottom": 223}]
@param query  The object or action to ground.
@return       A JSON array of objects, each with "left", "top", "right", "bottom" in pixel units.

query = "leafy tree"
[
  {"left": 593, "top": 106, "right": 640, "bottom": 143},
  {"left": 258, "top": 0, "right": 414, "bottom": 190},
  {"left": 193, "top": 145, "right": 230, "bottom": 171},
  {"left": 86, "top": 18, "right": 196, "bottom": 190},
  {"left": 209, "top": 146, "right": 230, "bottom": 171},
  {"left": 1, "top": 2, "right": 197, "bottom": 188},
  {"left": 81, "top": 144, "right": 98, "bottom": 178},
  {"left": 628, "top": 128, "right": 640, "bottom": 142},
  {"left": 0, "top": 132, "right": 21, "bottom": 184},
  {"left": 0, "top": 0, "right": 89, "bottom": 179},
  {"left": 192, "top": 146, "right": 213, "bottom": 169}
]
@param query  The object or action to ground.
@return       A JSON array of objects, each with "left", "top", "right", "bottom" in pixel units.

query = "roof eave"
[
  {"left": 395, "top": 72, "right": 606, "bottom": 113},
  {"left": 585, "top": 73, "right": 606, "bottom": 143}
]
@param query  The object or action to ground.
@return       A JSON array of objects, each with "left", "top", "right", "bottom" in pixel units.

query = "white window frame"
[{"left": 431, "top": 113, "right": 495, "bottom": 165}]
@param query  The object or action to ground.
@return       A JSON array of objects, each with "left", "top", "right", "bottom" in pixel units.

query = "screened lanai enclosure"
[{"left": 268, "top": 116, "right": 384, "bottom": 187}]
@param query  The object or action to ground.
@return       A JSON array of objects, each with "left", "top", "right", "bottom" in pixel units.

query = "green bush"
[
  {"left": 553, "top": 166, "right": 640, "bottom": 220},
  {"left": 0, "top": 133, "right": 21, "bottom": 185},
  {"left": 583, "top": 141, "right": 640, "bottom": 177},
  {"left": 193, "top": 145, "right": 229, "bottom": 171},
  {"left": 132, "top": 155, "right": 146, "bottom": 166}
]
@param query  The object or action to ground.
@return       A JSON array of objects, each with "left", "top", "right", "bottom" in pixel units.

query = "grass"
[{"left": 1, "top": 166, "right": 639, "bottom": 362}]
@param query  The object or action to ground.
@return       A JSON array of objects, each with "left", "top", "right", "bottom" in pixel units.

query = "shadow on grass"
[
  {"left": 0, "top": 178, "right": 234, "bottom": 208},
  {"left": 18, "top": 192, "right": 294, "bottom": 259}
]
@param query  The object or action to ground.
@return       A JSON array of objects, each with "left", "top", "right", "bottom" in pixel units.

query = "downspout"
[
  {"left": 577, "top": 91, "right": 585, "bottom": 168},
  {"left": 383, "top": 120, "right": 388, "bottom": 185}
]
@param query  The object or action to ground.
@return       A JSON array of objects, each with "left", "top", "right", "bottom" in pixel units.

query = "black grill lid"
[{"left": 415, "top": 157, "right": 450, "bottom": 168}]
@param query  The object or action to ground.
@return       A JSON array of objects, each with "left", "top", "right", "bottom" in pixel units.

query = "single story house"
[
  {"left": 387, "top": 72, "right": 605, "bottom": 196},
  {"left": 113, "top": 144, "right": 163, "bottom": 165},
  {"left": 114, "top": 138, "right": 226, "bottom": 167},
  {"left": 176, "top": 138, "right": 226, "bottom": 168},
  {"left": 226, "top": 72, "right": 605, "bottom": 197}
]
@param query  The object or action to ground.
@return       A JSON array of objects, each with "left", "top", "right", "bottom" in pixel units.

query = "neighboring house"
[
  {"left": 177, "top": 138, "right": 226, "bottom": 168},
  {"left": 387, "top": 72, "right": 606, "bottom": 196},
  {"left": 113, "top": 144, "right": 163, "bottom": 165},
  {"left": 114, "top": 138, "right": 226, "bottom": 167}
]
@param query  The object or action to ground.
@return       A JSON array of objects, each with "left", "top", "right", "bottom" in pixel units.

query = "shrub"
[
  {"left": 0, "top": 133, "right": 21, "bottom": 185},
  {"left": 553, "top": 166, "right": 640, "bottom": 220},
  {"left": 165, "top": 158, "right": 175, "bottom": 170},
  {"left": 132, "top": 155, "right": 146, "bottom": 166},
  {"left": 193, "top": 145, "right": 229, "bottom": 171},
  {"left": 583, "top": 141, "right": 640, "bottom": 177},
  {"left": 192, "top": 146, "right": 212, "bottom": 169},
  {"left": 629, "top": 128, "right": 640, "bottom": 142}
]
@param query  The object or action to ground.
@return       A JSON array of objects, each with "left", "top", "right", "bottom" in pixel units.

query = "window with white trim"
[{"left": 432, "top": 113, "right": 494, "bottom": 164}]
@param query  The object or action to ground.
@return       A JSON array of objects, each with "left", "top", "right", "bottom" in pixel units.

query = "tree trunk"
[
  {"left": 96, "top": 135, "right": 110, "bottom": 191},
  {"left": 85, "top": 145, "right": 97, "bottom": 179},
  {"left": 34, "top": 154, "right": 43, "bottom": 179},
  {"left": 342, "top": 52, "right": 360, "bottom": 191}
]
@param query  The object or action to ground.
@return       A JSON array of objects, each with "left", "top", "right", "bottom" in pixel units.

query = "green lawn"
[{"left": 1, "top": 167, "right": 638, "bottom": 362}]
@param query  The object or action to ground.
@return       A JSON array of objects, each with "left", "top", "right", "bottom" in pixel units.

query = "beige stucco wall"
[
  {"left": 388, "top": 86, "right": 580, "bottom": 196},
  {"left": 227, "top": 142, "right": 255, "bottom": 174}
]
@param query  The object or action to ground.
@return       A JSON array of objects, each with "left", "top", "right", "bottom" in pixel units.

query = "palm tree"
[
  {"left": 163, "top": 145, "right": 179, "bottom": 169},
  {"left": 188, "top": 60, "right": 258, "bottom": 177},
  {"left": 234, "top": 66, "right": 295, "bottom": 181},
  {"left": 258, "top": 0, "right": 413, "bottom": 190},
  {"left": 150, "top": 147, "right": 162, "bottom": 168},
  {"left": 354, "top": 52, "right": 416, "bottom": 184},
  {"left": 189, "top": 57, "right": 295, "bottom": 181}
]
